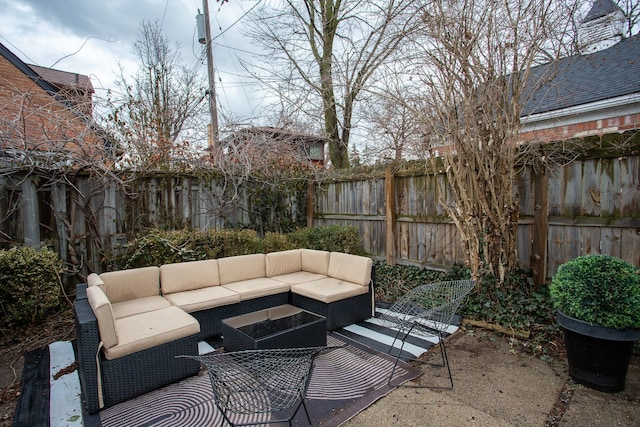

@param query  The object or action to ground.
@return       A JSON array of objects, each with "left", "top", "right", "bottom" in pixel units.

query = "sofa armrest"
[
  {"left": 76, "top": 283, "right": 88, "bottom": 300},
  {"left": 74, "top": 298, "right": 102, "bottom": 414}
]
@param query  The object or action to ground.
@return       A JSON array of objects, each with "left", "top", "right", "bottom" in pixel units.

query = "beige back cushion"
[
  {"left": 217, "top": 254, "right": 266, "bottom": 284},
  {"left": 87, "top": 286, "right": 118, "bottom": 349},
  {"left": 300, "top": 249, "right": 330, "bottom": 275},
  {"left": 265, "top": 250, "right": 301, "bottom": 277},
  {"left": 160, "top": 259, "right": 220, "bottom": 294},
  {"left": 87, "top": 273, "right": 105, "bottom": 293},
  {"left": 328, "top": 252, "right": 372, "bottom": 286},
  {"left": 100, "top": 266, "right": 160, "bottom": 303}
]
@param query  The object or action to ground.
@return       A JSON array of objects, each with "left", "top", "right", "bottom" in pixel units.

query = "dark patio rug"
[{"left": 96, "top": 333, "right": 420, "bottom": 426}]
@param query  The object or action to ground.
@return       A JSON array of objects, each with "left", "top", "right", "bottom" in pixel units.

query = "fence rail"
[{"left": 312, "top": 155, "right": 640, "bottom": 283}]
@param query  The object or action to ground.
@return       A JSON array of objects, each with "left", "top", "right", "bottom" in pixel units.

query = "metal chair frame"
[
  {"left": 180, "top": 346, "right": 335, "bottom": 427},
  {"left": 379, "top": 279, "right": 475, "bottom": 388}
]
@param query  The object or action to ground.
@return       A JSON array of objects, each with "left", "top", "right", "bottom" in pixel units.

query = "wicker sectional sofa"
[{"left": 74, "top": 249, "right": 374, "bottom": 414}]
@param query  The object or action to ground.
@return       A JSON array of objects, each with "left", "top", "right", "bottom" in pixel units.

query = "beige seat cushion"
[
  {"left": 100, "top": 266, "right": 161, "bottom": 303},
  {"left": 222, "top": 278, "right": 290, "bottom": 301},
  {"left": 290, "top": 277, "right": 368, "bottom": 304},
  {"left": 218, "top": 254, "right": 266, "bottom": 285},
  {"left": 265, "top": 249, "right": 301, "bottom": 277},
  {"left": 270, "top": 271, "right": 327, "bottom": 285},
  {"left": 86, "top": 286, "right": 118, "bottom": 349},
  {"left": 104, "top": 306, "right": 200, "bottom": 360},
  {"left": 163, "top": 286, "right": 241, "bottom": 313},
  {"left": 111, "top": 296, "right": 172, "bottom": 319},
  {"left": 300, "top": 249, "right": 330, "bottom": 275},
  {"left": 160, "top": 259, "right": 220, "bottom": 294},
  {"left": 328, "top": 252, "right": 372, "bottom": 286}
]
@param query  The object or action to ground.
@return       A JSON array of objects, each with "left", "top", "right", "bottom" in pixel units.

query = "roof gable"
[
  {"left": 582, "top": 0, "right": 624, "bottom": 23},
  {"left": 0, "top": 41, "right": 59, "bottom": 95},
  {"left": 27, "top": 64, "right": 94, "bottom": 93}
]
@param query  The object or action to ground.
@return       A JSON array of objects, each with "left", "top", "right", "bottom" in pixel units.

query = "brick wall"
[
  {"left": 0, "top": 54, "right": 102, "bottom": 158},
  {"left": 519, "top": 112, "right": 640, "bottom": 142}
]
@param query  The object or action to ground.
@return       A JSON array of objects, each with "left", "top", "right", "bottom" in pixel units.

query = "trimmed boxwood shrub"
[
  {"left": 262, "top": 232, "right": 295, "bottom": 253},
  {"left": 113, "top": 225, "right": 365, "bottom": 269},
  {"left": 0, "top": 246, "right": 63, "bottom": 329},
  {"left": 288, "top": 225, "right": 364, "bottom": 254},
  {"left": 550, "top": 254, "right": 640, "bottom": 330},
  {"left": 118, "top": 228, "right": 264, "bottom": 269}
]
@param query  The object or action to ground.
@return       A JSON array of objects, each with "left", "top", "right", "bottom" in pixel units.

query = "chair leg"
[
  {"left": 387, "top": 325, "right": 417, "bottom": 386},
  {"left": 301, "top": 399, "right": 312, "bottom": 425},
  {"left": 389, "top": 330, "right": 455, "bottom": 389},
  {"left": 439, "top": 333, "right": 454, "bottom": 389},
  {"left": 220, "top": 407, "right": 234, "bottom": 427}
]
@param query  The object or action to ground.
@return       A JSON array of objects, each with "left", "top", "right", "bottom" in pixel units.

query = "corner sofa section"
[
  {"left": 74, "top": 267, "right": 201, "bottom": 414},
  {"left": 74, "top": 249, "right": 373, "bottom": 414},
  {"left": 290, "top": 251, "right": 374, "bottom": 330}
]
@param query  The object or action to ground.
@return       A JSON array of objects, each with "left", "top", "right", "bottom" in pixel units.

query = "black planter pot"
[{"left": 557, "top": 311, "right": 640, "bottom": 393}]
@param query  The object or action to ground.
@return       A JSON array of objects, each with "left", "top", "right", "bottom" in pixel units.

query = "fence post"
[
  {"left": 385, "top": 167, "right": 396, "bottom": 265},
  {"left": 306, "top": 180, "right": 315, "bottom": 228},
  {"left": 52, "top": 183, "right": 68, "bottom": 265},
  {"left": 531, "top": 170, "right": 549, "bottom": 287},
  {"left": 21, "top": 176, "right": 40, "bottom": 247}
]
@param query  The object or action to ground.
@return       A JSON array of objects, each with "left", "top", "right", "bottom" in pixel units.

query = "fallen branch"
[{"left": 463, "top": 318, "right": 531, "bottom": 339}]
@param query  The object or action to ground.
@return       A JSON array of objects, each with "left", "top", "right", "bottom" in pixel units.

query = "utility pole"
[{"left": 200, "top": 0, "right": 219, "bottom": 149}]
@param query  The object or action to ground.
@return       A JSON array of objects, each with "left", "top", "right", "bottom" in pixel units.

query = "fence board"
[{"left": 4, "top": 155, "right": 639, "bottom": 280}]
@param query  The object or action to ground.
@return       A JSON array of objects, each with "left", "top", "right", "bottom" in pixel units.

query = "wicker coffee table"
[{"left": 222, "top": 304, "right": 327, "bottom": 351}]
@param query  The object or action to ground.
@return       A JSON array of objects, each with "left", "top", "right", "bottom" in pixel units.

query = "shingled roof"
[
  {"left": 28, "top": 64, "right": 94, "bottom": 93},
  {"left": 522, "top": 33, "right": 640, "bottom": 117},
  {"left": 582, "top": 0, "right": 622, "bottom": 23}
]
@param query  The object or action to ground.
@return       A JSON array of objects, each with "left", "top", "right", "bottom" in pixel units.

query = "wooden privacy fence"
[
  {"left": 2, "top": 155, "right": 638, "bottom": 283},
  {"left": 0, "top": 173, "right": 306, "bottom": 274},
  {"left": 311, "top": 155, "right": 640, "bottom": 285}
]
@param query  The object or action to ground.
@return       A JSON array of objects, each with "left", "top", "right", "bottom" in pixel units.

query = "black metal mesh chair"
[
  {"left": 180, "top": 346, "right": 334, "bottom": 427},
  {"left": 378, "top": 279, "right": 475, "bottom": 388}
]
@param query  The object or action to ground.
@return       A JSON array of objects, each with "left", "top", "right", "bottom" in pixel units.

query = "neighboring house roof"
[
  {"left": 28, "top": 64, "right": 94, "bottom": 93},
  {"left": 221, "top": 126, "right": 325, "bottom": 166},
  {"left": 232, "top": 126, "right": 326, "bottom": 144},
  {"left": 582, "top": 0, "right": 622, "bottom": 23},
  {"left": 522, "top": 33, "right": 640, "bottom": 117}
]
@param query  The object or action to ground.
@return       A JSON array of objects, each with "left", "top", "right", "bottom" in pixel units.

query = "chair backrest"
[
  {"left": 182, "top": 347, "right": 328, "bottom": 415},
  {"left": 384, "top": 279, "right": 475, "bottom": 333}
]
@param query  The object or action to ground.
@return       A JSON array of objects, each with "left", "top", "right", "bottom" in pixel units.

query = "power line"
[
  {"left": 160, "top": 0, "right": 170, "bottom": 27},
  {"left": 211, "top": 0, "right": 261, "bottom": 41}
]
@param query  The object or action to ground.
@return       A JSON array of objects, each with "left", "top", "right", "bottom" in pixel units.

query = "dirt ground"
[
  {"left": 0, "top": 311, "right": 75, "bottom": 426},
  {"left": 1, "top": 313, "right": 639, "bottom": 427}
]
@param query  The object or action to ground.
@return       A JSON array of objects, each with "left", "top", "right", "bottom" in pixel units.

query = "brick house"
[
  {"left": 0, "top": 41, "right": 111, "bottom": 164},
  {"left": 519, "top": 0, "right": 640, "bottom": 143},
  {"left": 0, "top": 41, "right": 113, "bottom": 248}
]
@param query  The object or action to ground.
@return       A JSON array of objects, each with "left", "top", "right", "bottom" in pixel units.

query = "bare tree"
[
  {"left": 364, "top": 75, "right": 423, "bottom": 162},
  {"left": 408, "top": 0, "right": 579, "bottom": 283},
  {"left": 610, "top": 0, "right": 640, "bottom": 35},
  {"left": 206, "top": 126, "right": 319, "bottom": 233},
  {"left": 107, "top": 20, "right": 208, "bottom": 171},
  {"left": 243, "top": 0, "right": 421, "bottom": 169}
]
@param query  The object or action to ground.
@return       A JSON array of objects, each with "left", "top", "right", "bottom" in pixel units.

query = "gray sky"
[{"left": 0, "top": 0, "right": 265, "bottom": 122}]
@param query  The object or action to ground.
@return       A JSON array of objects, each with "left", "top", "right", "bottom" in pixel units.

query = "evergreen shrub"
[
  {"left": 0, "top": 246, "right": 63, "bottom": 329},
  {"left": 550, "top": 254, "right": 640, "bottom": 330}
]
